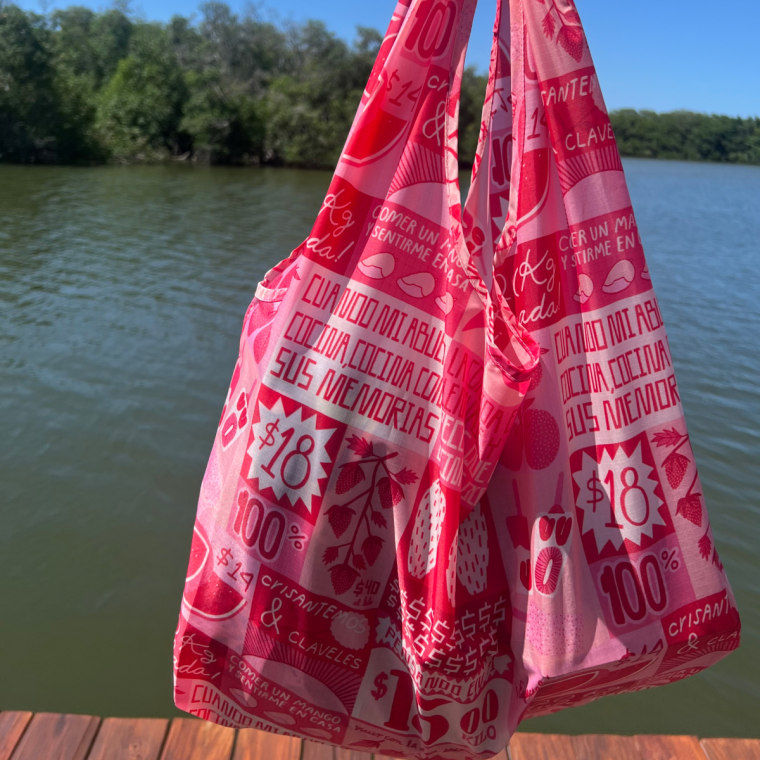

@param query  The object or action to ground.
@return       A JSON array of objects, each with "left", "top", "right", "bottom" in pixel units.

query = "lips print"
[
  {"left": 602, "top": 259, "right": 635, "bottom": 294},
  {"left": 574, "top": 273, "right": 594, "bottom": 304},
  {"left": 435, "top": 292, "right": 454, "bottom": 314},
  {"left": 358, "top": 252, "right": 395, "bottom": 279},
  {"left": 534, "top": 546, "right": 563, "bottom": 595},
  {"left": 397, "top": 272, "right": 435, "bottom": 298}
]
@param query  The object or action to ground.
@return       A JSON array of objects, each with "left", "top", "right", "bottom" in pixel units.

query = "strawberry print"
[
  {"left": 557, "top": 24, "right": 584, "bottom": 61},
  {"left": 377, "top": 476, "right": 404, "bottom": 509},
  {"left": 676, "top": 494, "right": 703, "bottom": 527},
  {"left": 501, "top": 400, "right": 560, "bottom": 471},
  {"left": 538, "top": 0, "right": 585, "bottom": 61},
  {"left": 336, "top": 462, "right": 365, "bottom": 494},
  {"left": 327, "top": 504, "right": 355, "bottom": 538},
  {"left": 524, "top": 408, "right": 560, "bottom": 470},
  {"left": 329, "top": 564, "right": 359, "bottom": 596},
  {"left": 456, "top": 502, "right": 490, "bottom": 595},
  {"left": 652, "top": 429, "right": 711, "bottom": 554},
  {"left": 663, "top": 451, "right": 689, "bottom": 489},
  {"left": 407, "top": 479, "right": 446, "bottom": 579},
  {"left": 361, "top": 535, "right": 384, "bottom": 566},
  {"left": 321, "top": 437, "right": 417, "bottom": 595}
]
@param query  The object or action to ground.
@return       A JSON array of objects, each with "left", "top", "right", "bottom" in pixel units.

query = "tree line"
[
  {"left": 1, "top": 2, "right": 759, "bottom": 168},
  {"left": 0, "top": 1, "right": 486, "bottom": 167}
]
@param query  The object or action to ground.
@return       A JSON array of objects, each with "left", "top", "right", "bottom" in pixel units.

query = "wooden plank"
[
  {"left": 570, "top": 734, "right": 647, "bottom": 760},
  {"left": 301, "top": 739, "right": 334, "bottom": 760},
  {"left": 634, "top": 734, "right": 706, "bottom": 760},
  {"left": 87, "top": 717, "right": 169, "bottom": 760},
  {"left": 232, "top": 729, "right": 302, "bottom": 760},
  {"left": 509, "top": 733, "right": 650, "bottom": 760},
  {"left": 701, "top": 737, "right": 760, "bottom": 760},
  {"left": 508, "top": 732, "right": 577, "bottom": 760},
  {"left": 0, "top": 712, "right": 33, "bottom": 760},
  {"left": 7, "top": 713, "right": 99, "bottom": 760},
  {"left": 159, "top": 718, "right": 236, "bottom": 760}
]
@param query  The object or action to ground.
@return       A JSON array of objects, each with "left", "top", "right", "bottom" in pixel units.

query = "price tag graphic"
[
  {"left": 248, "top": 397, "right": 337, "bottom": 513},
  {"left": 573, "top": 442, "right": 665, "bottom": 554}
]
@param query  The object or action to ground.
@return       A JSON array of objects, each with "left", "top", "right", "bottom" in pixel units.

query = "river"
[{"left": 1, "top": 159, "right": 757, "bottom": 736}]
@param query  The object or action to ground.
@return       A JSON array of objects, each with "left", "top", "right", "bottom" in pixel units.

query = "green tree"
[
  {"left": 90, "top": 8, "right": 132, "bottom": 86},
  {"left": 0, "top": 5, "right": 58, "bottom": 162},
  {"left": 96, "top": 22, "right": 187, "bottom": 160},
  {"left": 458, "top": 66, "right": 487, "bottom": 167},
  {"left": 180, "top": 70, "right": 265, "bottom": 163},
  {"left": 262, "top": 21, "right": 373, "bottom": 167},
  {"left": 48, "top": 6, "right": 107, "bottom": 161}
]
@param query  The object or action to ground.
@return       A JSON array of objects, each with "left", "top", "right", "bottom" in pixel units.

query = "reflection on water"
[{"left": 1, "top": 160, "right": 758, "bottom": 735}]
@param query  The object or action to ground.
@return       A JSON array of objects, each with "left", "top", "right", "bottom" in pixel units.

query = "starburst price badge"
[
  {"left": 247, "top": 397, "right": 338, "bottom": 513},
  {"left": 572, "top": 441, "right": 667, "bottom": 557}
]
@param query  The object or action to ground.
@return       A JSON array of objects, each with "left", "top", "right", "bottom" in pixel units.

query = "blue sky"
[{"left": 19, "top": 0, "right": 760, "bottom": 116}]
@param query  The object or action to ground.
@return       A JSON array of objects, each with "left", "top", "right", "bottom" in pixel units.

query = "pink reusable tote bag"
[
  {"left": 175, "top": 1, "right": 541, "bottom": 757},
  {"left": 462, "top": 0, "right": 740, "bottom": 730},
  {"left": 174, "top": 0, "right": 740, "bottom": 756}
]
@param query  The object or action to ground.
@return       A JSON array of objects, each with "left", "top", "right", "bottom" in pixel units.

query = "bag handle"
[
  {"left": 463, "top": 0, "right": 634, "bottom": 316},
  {"left": 462, "top": 0, "right": 516, "bottom": 286},
  {"left": 312, "top": 0, "right": 539, "bottom": 394},
  {"left": 258, "top": 0, "right": 480, "bottom": 289}
]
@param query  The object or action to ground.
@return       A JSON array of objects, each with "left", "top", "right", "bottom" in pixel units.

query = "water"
[{"left": 1, "top": 160, "right": 758, "bottom": 736}]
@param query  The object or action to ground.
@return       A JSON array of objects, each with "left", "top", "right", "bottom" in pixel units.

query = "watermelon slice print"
[{"left": 182, "top": 526, "right": 246, "bottom": 621}]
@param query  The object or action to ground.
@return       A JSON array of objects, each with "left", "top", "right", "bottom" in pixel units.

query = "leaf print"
[
  {"left": 542, "top": 11, "right": 555, "bottom": 39},
  {"left": 698, "top": 532, "right": 712, "bottom": 561},
  {"left": 394, "top": 467, "right": 418, "bottom": 485},
  {"left": 346, "top": 435, "right": 374, "bottom": 457},
  {"left": 652, "top": 428, "right": 686, "bottom": 448}
]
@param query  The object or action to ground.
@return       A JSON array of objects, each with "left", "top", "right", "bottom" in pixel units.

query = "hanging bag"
[
  {"left": 174, "top": 0, "right": 740, "bottom": 756},
  {"left": 175, "top": 0, "right": 539, "bottom": 756}
]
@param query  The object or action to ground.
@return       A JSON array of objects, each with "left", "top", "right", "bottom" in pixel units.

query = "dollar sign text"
[
  {"left": 372, "top": 672, "right": 388, "bottom": 700},
  {"left": 586, "top": 471, "right": 605, "bottom": 512},
  {"left": 259, "top": 419, "right": 280, "bottom": 449}
]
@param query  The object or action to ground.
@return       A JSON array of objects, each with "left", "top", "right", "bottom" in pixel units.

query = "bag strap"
[
  {"left": 463, "top": 0, "right": 634, "bottom": 319},
  {"left": 462, "top": 0, "right": 514, "bottom": 283},
  {"left": 332, "top": 0, "right": 478, "bottom": 201}
]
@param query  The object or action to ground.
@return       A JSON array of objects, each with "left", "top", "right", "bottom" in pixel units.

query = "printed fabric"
[{"left": 174, "top": 1, "right": 740, "bottom": 757}]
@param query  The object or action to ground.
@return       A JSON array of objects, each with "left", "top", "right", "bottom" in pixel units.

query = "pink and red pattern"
[{"left": 174, "top": 1, "right": 740, "bottom": 757}]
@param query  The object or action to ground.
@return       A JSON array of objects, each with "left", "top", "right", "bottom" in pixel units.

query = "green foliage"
[
  {"left": 610, "top": 109, "right": 760, "bottom": 165},
  {"left": 1, "top": 2, "right": 759, "bottom": 167},
  {"left": 0, "top": 5, "right": 57, "bottom": 162},
  {"left": 458, "top": 66, "right": 488, "bottom": 167},
  {"left": 95, "top": 22, "right": 187, "bottom": 160},
  {"left": 180, "top": 71, "right": 265, "bottom": 164}
]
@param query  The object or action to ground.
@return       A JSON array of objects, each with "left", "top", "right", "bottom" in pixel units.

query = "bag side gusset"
[{"left": 467, "top": 0, "right": 739, "bottom": 725}]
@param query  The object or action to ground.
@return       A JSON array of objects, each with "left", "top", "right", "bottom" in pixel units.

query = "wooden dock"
[{"left": 1, "top": 712, "right": 759, "bottom": 760}]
